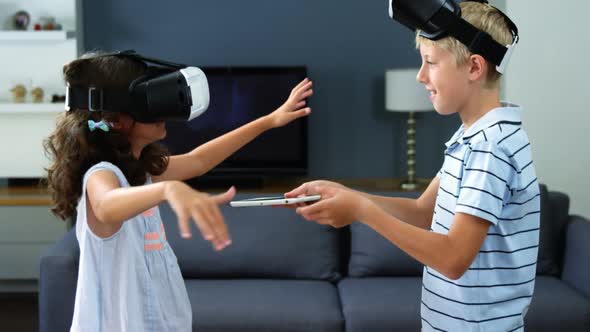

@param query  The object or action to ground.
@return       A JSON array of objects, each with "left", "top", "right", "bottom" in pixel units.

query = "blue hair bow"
[{"left": 88, "top": 120, "right": 110, "bottom": 132}]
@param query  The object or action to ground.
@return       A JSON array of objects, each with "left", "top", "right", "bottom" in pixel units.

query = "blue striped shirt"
[{"left": 422, "top": 103, "right": 540, "bottom": 332}]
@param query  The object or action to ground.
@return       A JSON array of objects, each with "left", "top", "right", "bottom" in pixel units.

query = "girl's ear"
[
  {"left": 468, "top": 54, "right": 487, "bottom": 82},
  {"left": 111, "top": 113, "right": 135, "bottom": 133}
]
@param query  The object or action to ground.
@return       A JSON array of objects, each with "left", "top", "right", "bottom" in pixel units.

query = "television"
[{"left": 161, "top": 66, "right": 308, "bottom": 185}]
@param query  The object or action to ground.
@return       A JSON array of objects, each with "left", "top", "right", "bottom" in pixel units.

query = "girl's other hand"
[
  {"left": 164, "top": 181, "right": 236, "bottom": 251},
  {"left": 267, "top": 78, "right": 313, "bottom": 128}
]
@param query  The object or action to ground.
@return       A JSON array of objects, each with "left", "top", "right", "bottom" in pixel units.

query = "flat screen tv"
[{"left": 161, "top": 66, "right": 308, "bottom": 183}]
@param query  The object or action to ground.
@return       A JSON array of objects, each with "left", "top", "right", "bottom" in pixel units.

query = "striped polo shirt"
[{"left": 421, "top": 103, "right": 540, "bottom": 332}]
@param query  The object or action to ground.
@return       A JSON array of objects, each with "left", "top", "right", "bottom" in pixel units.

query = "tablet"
[{"left": 229, "top": 195, "right": 321, "bottom": 207}]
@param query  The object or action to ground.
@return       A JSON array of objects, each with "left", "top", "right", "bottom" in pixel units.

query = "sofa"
[{"left": 39, "top": 184, "right": 590, "bottom": 331}]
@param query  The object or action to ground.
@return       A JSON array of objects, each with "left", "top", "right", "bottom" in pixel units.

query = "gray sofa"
[{"left": 39, "top": 185, "right": 590, "bottom": 331}]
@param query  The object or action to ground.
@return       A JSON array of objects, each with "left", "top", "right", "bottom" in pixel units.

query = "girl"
[{"left": 44, "top": 52, "right": 313, "bottom": 332}]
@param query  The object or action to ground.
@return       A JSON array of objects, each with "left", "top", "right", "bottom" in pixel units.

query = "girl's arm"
[
  {"left": 153, "top": 79, "right": 313, "bottom": 182},
  {"left": 86, "top": 170, "right": 168, "bottom": 225},
  {"left": 86, "top": 169, "right": 235, "bottom": 250}
]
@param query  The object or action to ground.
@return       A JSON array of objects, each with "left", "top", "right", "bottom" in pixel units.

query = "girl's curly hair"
[{"left": 44, "top": 52, "right": 169, "bottom": 220}]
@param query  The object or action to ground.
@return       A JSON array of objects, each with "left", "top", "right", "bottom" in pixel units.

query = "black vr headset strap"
[
  {"left": 66, "top": 86, "right": 136, "bottom": 113},
  {"left": 429, "top": 7, "right": 507, "bottom": 67},
  {"left": 114, "top": 50, "right": 187, "bottom": 69}
]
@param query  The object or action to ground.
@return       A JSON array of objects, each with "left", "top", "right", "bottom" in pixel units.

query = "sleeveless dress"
[{"left": 70, "top": 162, "right": 192, "bottom": 332}]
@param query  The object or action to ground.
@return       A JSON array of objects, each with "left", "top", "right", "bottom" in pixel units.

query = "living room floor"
[{"left": 0, "top": 294, "right": 38, "bottom": 332}]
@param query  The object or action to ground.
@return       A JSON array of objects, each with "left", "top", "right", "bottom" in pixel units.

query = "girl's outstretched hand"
[
  {"left": 267, "top": 78, "right": 313, "bottom": 128},
  {"left": 164, "top": 181, "right": 236, "bottom": 251}
]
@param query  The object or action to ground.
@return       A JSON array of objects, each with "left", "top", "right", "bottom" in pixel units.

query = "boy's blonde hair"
[{"left": 416, "top": 1, "right": 514, "bottom": 86}]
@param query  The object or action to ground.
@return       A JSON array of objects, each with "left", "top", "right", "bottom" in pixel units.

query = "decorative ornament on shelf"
[
  {"left": 35, "top": 16, "right": 62, "bottom": 31},
  {"left": 13, "top": 10, "right": 30, "bottom": 30},
  {"left": 10, "top": 84, "right": 27, "bottom": 103},
  {"left": 31, "top": 87, "right": 44, "bottom": 103}
]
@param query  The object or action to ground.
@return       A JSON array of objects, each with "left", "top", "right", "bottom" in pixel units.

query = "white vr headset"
[{"left": 66, "top": 50, "right": 209, "bottom": 122}]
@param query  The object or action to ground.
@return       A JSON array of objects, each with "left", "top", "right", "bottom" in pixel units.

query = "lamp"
[{"left": 385, "top": 68, "right": 432, "bottom": 190}]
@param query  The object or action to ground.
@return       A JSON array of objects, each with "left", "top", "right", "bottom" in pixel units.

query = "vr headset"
[
  {"left": 65, "top": 50, "right": 210, "bottom": 123},
  {"left": 389, "top": 0, "right": 519, "bottom": 74}
]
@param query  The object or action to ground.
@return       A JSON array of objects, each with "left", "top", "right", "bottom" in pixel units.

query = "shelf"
[
  {"left": 0, "top": 103, "right": 64, "bottom": 114},
  {"left": 0, "top": 30, "right": 75, "bottom": 42}
]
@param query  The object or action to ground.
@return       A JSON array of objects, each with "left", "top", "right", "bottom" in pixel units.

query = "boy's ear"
[{"left": 467, "top": 54, "right": 487, "bottom": 82}]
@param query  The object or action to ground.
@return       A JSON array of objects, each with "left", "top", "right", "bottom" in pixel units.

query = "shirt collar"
[{"left": 445, "top": 102, "right": 523, "bottom": 147}]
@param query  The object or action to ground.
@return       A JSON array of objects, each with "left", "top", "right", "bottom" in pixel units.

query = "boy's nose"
[{"left": 416, "top": 66, "right": 427, "bottom": 84}]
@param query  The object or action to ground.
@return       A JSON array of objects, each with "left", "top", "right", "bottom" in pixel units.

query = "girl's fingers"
[
  {"left": 293, "top": 78, "right": 310, "bottom": 91},
  {"left": 295, "top": 82, "right": 313, "bottom": 96},
  {"left": 290, "top": 108, "right": 311, "bottom": 120},
  {"left": 212, "top": 186, "right": 236, "bottom": 205},
  {"left": 295, "top": 101, "right": 306, "bottom": 109},
  {"left": 191, "top": 209, "right": 215, "bottom": 243},
  {"left": 176, "top": 210, "right": 192, "bottom": 239},
  {"left": 205, "top": 203, "right": 230, "bottom": 248}
]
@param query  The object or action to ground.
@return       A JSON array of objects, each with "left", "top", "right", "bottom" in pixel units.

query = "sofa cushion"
[
  {"left": 338, "top": 277, "right": 422, "bottom": 331},
  {"left": 536, "top": 184, "right": 569, "bottom": 276},
  {"left": 348, "top": 222, "right": 423, "bottom": 277},
  {"left": 161, "top": 192, "right": 342, "bottom": 280},
  {"left": 185, "top": 279, "right": 344, "bottom": 331},
  {"left": 525, "top": 276, "right": 590, "bottom": 331}
]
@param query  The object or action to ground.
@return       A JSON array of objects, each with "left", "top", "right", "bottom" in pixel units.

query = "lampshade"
[{"left": 385, "top": 68, "right": 432, "bottom": 112}]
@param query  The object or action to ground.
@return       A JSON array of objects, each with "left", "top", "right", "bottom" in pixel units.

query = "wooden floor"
[{"left": 0, "top": 294, "right": 38, "bottom": 332}]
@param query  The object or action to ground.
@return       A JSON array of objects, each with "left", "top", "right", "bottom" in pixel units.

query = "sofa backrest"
[
  {"left": 345, "top": 185, "right": 572, "bottom": 278},
  {"left": 164, "top": 185, "right": 570, "bottom": 280},
  {"left": 346, "top": 191, "right": 424, "bottom": 277},
  {"left": 536, "top": 184, "right": 570, "bottom": 276},
  {"left": 162, "top": 192, "right": 343, "bottom": 281}
]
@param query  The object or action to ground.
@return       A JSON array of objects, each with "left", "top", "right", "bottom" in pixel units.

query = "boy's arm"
[
  {"left": 296, "top": 186, "right": 490, "bottom": 280},
  {"left": 153, "top": 79, "right": 313, "bottom": 182},
  {"left": 285, "top": 177, "right": 439, "bottom": 229},
  {"left": 361, "top": 177, "right": 439, "bottom": 229},
  {"left": 363, "top": 204, "right": 490, "bottom": 280}
]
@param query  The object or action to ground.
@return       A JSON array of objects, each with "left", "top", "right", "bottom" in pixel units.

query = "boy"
[{"left": 286, "top": 1, "right": 539, "bottom": 331}]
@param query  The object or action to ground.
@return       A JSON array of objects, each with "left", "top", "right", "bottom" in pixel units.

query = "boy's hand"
[
  {"left": 267, "top": 78, "right": 313, "bottom": 128},
  {"left": 164, "top": 181, "right": 236, "bottom": 251},
  {"left": 284, "top": 180, "right": 346, "bottom": 208},
  {"left": 295, "top": 185, "right": 372, "bottom": 228}
]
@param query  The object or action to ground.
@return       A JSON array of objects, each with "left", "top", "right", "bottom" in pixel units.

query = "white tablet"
[{"left": 229, "top": 195, "right": 321, "bottom": 208}]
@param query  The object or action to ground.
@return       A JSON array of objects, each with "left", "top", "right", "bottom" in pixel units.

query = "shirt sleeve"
[{"left": 455, "top": 142, "right": 516, "bottom": 225}]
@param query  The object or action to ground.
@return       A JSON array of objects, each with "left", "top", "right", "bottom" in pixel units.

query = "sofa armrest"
[
  {"left": 561, "top": 215, "right": 590, "bottom": 299},
  {"left": 39, "top": 229, "right": 79, "bottom": 332}
]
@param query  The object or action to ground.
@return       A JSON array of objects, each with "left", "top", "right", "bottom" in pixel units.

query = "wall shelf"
[
  {"left": 0, "top": 30, "right": 74, "bottom": 42},
  {"left": 0, "top": 103, "right": 64, "bottom": 114}
]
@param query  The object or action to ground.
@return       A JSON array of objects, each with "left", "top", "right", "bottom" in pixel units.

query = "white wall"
[{"left": 505, "top": 1, "right": 590, "bottom": 218}]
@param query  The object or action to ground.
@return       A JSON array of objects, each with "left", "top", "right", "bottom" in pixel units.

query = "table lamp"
[{"left": 385, "top": 68, "right": 432, "bottom": 190}]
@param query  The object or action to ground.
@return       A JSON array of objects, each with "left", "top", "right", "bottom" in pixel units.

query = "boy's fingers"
[
  {"left": 297, "top": 197, "right": 329, "bottom": 216},
  {"left": 285, "top": 184, "right": 306, "bottom": 198}
]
